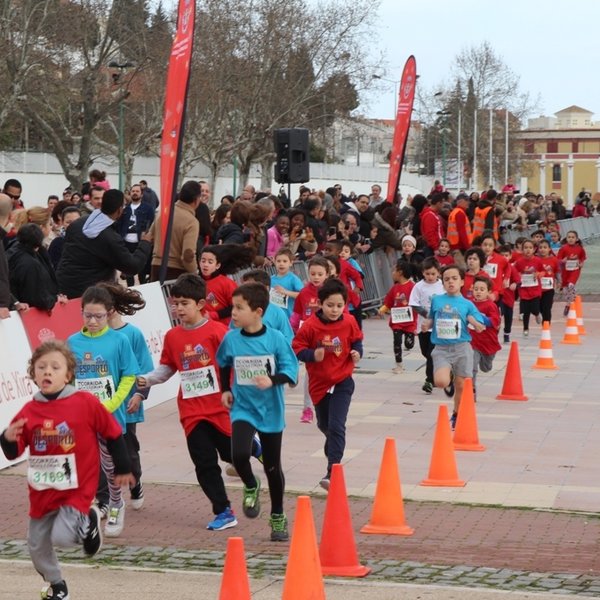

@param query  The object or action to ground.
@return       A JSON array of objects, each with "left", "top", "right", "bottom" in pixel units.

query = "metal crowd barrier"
[{"left": 502, "top": 215, "right": 600, "bottom": 245}]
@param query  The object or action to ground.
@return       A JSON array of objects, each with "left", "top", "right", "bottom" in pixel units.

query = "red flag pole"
[
  {"left": 385, "top": 56, "right": 417, "bottom": 204},
  {"left": 158, "top": 0, "right": 196, "bottom": 284}
]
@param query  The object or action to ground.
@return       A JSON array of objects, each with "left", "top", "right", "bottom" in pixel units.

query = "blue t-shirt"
[
  {"left": 270, "top": 272, "right": 304, "bottom": 317},
  {"left": 230, "top": 302, "right": 293, "bottom": 343},
  {"left": 68, "top": 327, "right": 140, "bottom": 433},
  {"left": 216, "top": 326, "right": 298, "bottom": 433},
  {"left": 116, "top": 323, "right": 154, "bottom": 424},
  {"left": 429, "top": 293, "right": 485, "bottom": 345}
]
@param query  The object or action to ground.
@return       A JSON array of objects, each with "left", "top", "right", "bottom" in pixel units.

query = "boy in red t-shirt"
[
  {"left": 379, "top": 260, "right": 417, "bottom": 373},
  {"left": 292, "top": 278, "right": 363, "bottom": 491}
]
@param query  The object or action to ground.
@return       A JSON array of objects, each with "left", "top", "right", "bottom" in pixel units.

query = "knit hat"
[{"left": 402, "top": 234, "right": 417, "bottom": 248}]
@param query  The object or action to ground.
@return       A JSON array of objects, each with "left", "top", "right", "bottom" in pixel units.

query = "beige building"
[{"left": 518, "top": 106, "right": 600, "bottom": 207}]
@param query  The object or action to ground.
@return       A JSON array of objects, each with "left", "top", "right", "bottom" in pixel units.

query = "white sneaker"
[
  {"left": 130, "top": 482, "right": 144, "bottom": 511},
  {"left": 104, "top": 503, "right": 125, "bottom": 538},
  {"left": 392, "top": 363, "right": 404, "bottom": 374}
]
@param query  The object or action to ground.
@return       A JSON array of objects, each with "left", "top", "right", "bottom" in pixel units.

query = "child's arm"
[
  {"left": 350, "top": 339, "right": 363, "bottom": 364},
  {"left": 136, "top": 364, "right": 177, "bottom": 389},
  {"left": 103, "top": 375, "right": 136, "bottom": 414},
  {"left": 105, "top": 434, "right": 136, "bottom": 487},
  {"left": 0, "top": 418, "right": 27, "bottom": 459},
  {"left": 274, "top": 284, "right": 300, "bottom": 299}
]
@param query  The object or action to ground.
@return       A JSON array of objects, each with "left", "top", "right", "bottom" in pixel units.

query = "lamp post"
[
  {"left": 436, "top": 110, "right": 452, "bottom": 186},
  {"left": 372, "top": 74, "right": 400, "bottom": 118},
  {"left": 108, "top": 60, "right": 135, "bottom": 191}
]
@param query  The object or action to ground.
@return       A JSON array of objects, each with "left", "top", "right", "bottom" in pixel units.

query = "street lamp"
[
  {"left": 436, "top": 110, "right": 452, "bottom": 186},
  {"left": 108, "top": 60, "right": 135, "bottom": 191},
  {"left": 372, "top": 74, "right": 400, "bottom": 118}
]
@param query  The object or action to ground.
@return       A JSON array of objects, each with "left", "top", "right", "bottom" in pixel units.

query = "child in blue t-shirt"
[
  {"left": 270, "top": 248, "right": 304, "bottom": 318},
  {"left": 421, "top": 265, "right": 487, "bottom": 430},
  {"left": 217, "top": 282, "right": 298, "bottom": 542}
]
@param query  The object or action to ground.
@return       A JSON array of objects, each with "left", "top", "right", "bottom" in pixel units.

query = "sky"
[{"left": 366, "top": 0, "right": 600, "bottom": 123}]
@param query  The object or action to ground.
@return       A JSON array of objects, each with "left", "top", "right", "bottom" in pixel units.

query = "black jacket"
[
  {"left": 56, "top": 214, "right": 152, "bottom": 298},
  {"left": 215, "top": 222, "right": 246, "bottom": 245},
  {"left": 117, "top": 201, "right": 155, "bottom": 240},
  {"left": 0, "top": 228, "right": 12, "bottom": 309},
  {"left": 7, "top": 243, "right": 58, "bottom": 311}
]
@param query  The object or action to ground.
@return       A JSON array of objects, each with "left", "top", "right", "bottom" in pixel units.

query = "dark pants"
[
  {"left": 418, "top": 331, "right": 435, "bottom": 383},
  {"left": 500, "top": 301, "right": 513, "bottom": 335},
  {"left": 97, "top": 468, "right": 109, "bottom": 507},
  {"left": 392, "top": 329, "right": 405, "bottom": 363},
  {"left": 314, "top": 376, "right": 354, "bottom": 476},
  {"left": 540, "top": 290, "right": 554, "bottom": 323},
  {"left": 350, "top": 305, "right": 363, "bottom": 330},
  {"left": 231, "top": 421, "right": 285, "bottom": 515},
  {"left": 186, "top": 420, "right": 232, "bottom": 515},
  {"left": 520, "top": 297, "right": 540, "bottom": 331},
  {"left": 124, "top": 423, "right": 142, "bottom": 485}
]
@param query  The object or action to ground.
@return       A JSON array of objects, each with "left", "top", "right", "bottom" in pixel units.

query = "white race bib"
[
  {"left": 520, "top": 273, "right": 537, "bottom": 288},
  {"left": 483, "top": 262, "right": 498, "bottom": 278},
  {"left": 180, "top": 366, "right": 219, "bottom": 399},
  {"left": 75, "top": 376, "right": 115, "bottom": 403},
  {"left": 436, "top": 318, "right": 461, "bottom": 340},
  {"left": 269, "top": 289, "right": 288, "bottom": 309},
  {"left": 28, "top": 454, "right": 78, "bottom": 491},
  {"left": 391, "top": 306, "right": 413, "bottom": 324},
  {"left": 541, "top": 277, "right": 554, "bottom": 290},
  {"left": 565, "top": 259, "right": 579, "bottom": 271},
  {"left": 234, "top": 355, "right": 276, "bottom": 386}
]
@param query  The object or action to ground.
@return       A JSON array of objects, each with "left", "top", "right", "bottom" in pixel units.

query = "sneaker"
[
  {"left": 207, "top": 507, "right": 237, "bottom": 531},
  {"left": 41, "top": 580, "right": 69, "bottom": 599},
  {"left": 503, "top": 334, "right": 510, "bottom": 344},
  {"left": 450, "top": 411, "right": 457, "bottom": 431},
  {"left": 392, "top": 363, "right": 404, "bottom": 374},
  {"left": 104, "top": 503, "right": 125, "bottom": 538},
  {"left": 518, "top": 313, "right": 523, "bottom": 321},
  {"left": 130, "top": 481, "right": 144, "bottom": 510},
  {"left": 269, "top": 513, "right": 289, "bottom": 542},
  {"left": 96, "top": 502, "right": 109, "bottom": 520},
  {"left": 535, "top": 313, "right": 542, "bottom": 325},
  {"left": 319, "top": 475, "right": 330, "bottom": 491},
  {"left": 523, "top": 330, "right": 529, "bottom": 337},
  {"left": 225, "top": 463, "right": 239, "bottom": 477},
  {"left": 404, "top": 333, "right": 415, "bottom": 351},
  {"left": 252, "top": 433, "right": 263, "bottom": 463},
  {"left": 563, "top": 304, "right": 570, "bottom": 317},
  {"left": 422, "top": 380, "right": 433, "bottom": 394},
  {"left": 300, "top": 406, "right": 314, "bottom": 423},
  {"left": 83, "top": 505, "right": 102, "bottom": 556},
  {"left": 443, "top": 377, "right": 455, "bottom": 398},
  {"left": 242, "top": 478, "right": 261, "bottom": 518}
]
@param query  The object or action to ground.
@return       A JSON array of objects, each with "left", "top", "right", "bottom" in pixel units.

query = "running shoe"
[
  {"left": 207, "top": 507, "right": 237, "bottom": 531},
  {"left": 242, "top": 478, "right": 261, "bottom": 518},
  {"left": 269, "top": 513, "right": 289, "bottom": 542},
  {"left": 104, "top": 503, "right": 125, "bottom": 538}
]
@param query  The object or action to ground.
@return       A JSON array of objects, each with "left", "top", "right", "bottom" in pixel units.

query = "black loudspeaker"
[{"left": 273, "top": 128, "right": 310, "bottom": 184}]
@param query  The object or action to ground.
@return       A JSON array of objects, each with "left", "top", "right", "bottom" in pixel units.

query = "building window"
[
  {"left": 524, "top": 141, "right": 535, "bottom": 154},
  {"left": 547, "top": 141, "right": 558, "bottom": 153},
  {"left": 572, "top": 141, "right": 579, "bottom": 153},
  {"left": 552, "top": 164, "right": 561, "bottom": 182}
]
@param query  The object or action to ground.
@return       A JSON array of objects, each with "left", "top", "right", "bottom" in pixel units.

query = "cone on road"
[
  {"left": 496, "top": 341, "right": 528, "bottom": 401},
  {"left": 420, "top": 404, "right": 466, "bottom": 487},
  {"left": 561, "top": 307, "right": 581, "bottom": 345},
  {"left": 282, "top": 496, "right": 325, "bottom": 600},
  {"left": 218, "top": 537, "right": 251, "bottom": 600},
  {"left": 360, "top": 437, "right": 414, "bottom": 535},
  {"left": 453, "top": 378, "right": 485, "bottom": 452},
  {"left": 320, "top": 464, "right": 371, "bottom": 577},
  {"left": 575, "top": 295, "right": 587, "bottom": 336},
  {"left": 532, "top": 321, "right": 558, "bottom": 370}
]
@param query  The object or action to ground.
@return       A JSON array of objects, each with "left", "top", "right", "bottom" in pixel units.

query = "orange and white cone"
[
  {"left": 575, "top": 296, "right": 587, "bottom": 336},
  {"left": 532, "top": 321, "right": 558, "bottom": 370},
  {"left": 561, "top": 307, "right": 581, "bottom": 345}
]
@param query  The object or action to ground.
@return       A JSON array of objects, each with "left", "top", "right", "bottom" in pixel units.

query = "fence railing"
[{"left": 502, "top": 215, "right": 600, "bottom": 245}]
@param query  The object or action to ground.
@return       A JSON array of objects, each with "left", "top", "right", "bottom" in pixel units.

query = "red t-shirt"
[
  {"left": 383, "top": 281, "right": 417, "bottom": 332},
  {"left": 482, "top": 252, "right": 510, "bottom": 300},
  {"left": 293, "top": 282, "right": 323, "bottom": 321},
  {"left": 514, "top": 256, "right": 543, "bottom": 299},
  {"left": 160, "top": 320, "right": 231, "bottom": 436},
  {"left": 556, "top": 243, "right": 586, "bottom": 286},
  {"left": 471, "top": 299, "right": 501, "bottom": 355},
  {"left": 435, "top": 253, "right": 455, "bottom": 266},
  {"left": 11, "top": 390, "right": 122, "bottom": 518},
  {"left": 501, "top": 265, "right": 521, "bottom": 308},
  {"left": 538, "top": 255, "right": 560, "bottom": 292},
  {"left": 462, "top": 269, "right": 490, "bottom": 301},
  {"left": 292, "top": 313, "right": 363, "bottom": 404},
  {"left": 204, "top": 274, "right": 237, "bottom": 324},
  {"left": 339, "top": 259, "right": 363, "bottom": 291}
]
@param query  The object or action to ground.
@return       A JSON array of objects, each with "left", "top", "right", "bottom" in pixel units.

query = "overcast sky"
[{"left": 366, "top": 0, "right": 600, "bottom": 122}]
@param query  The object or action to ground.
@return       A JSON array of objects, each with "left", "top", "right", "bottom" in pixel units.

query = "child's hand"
[
  {"left": 314, "top": 347, "right": 325, "bottom": 362},
  {"left": 274, "top": 285, "right": 286, "bottom": 295},
  {"left": 350, "top": 350, "right": 360, "bottom": 364},
  {"left": 15, "top": 302, "right": 29, "bottom": 312},
  {"left": 421, "top": 318, "right": 432, "bottom": 332},
  {"left": 253, "top": 375, "right": 273, "bottom": 389},
  {"left": 221, "top": 391, "right": 233, "bottom": 409},
  {"left": 4, "top": 418, "right": 27, "bottom": 442},
  {"left": 127, "top": 394, "right": 142, "bottom": 414},
  {"left": 136, "top": 376, "right": 148, "bottom": 389},
  {"left": 114, "top": 473, "right": 137, "bottom": 488},
  {"left": 57, "top": 294, "right": 69, "bottom": 305},
  {"left": 474, "top": 321, "right": 486, "bottom": 332},
  {"left": 509, "top": 283, "right": 517, "bottom": 291}
]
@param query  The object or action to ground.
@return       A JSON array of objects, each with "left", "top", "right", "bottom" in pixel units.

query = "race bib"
[
  {"left": 75, "top": 376, "right": 115, "bottom": 403},
  {"left": 234, "top": 355, "right": 275, "bottom": 386},
  {"left": 483, "top": 263, "right": 498, "bottom": 278},
  {"left": 565, "top": 259, "right": 579, "bottom": 271},
  {"left": 391, "top": 306, "right": 413, "bottom": 324},
  {"left": 28, "top": 454, "right": 78, "bottom": 491},
  {"left": 180, "top": 366, "right": 219, "bottom": 399},
  {"left": 269, "top": 289, "right": 288, "bottom": 309},
  {"left": 520, "top": 273, "right": 537, "bottom": 288},
  {"left": 541, "top": 277, "right": 554, "bottom": 290},
  {"left": 436, "top": 318, "right": 461, "bottom": 340}
]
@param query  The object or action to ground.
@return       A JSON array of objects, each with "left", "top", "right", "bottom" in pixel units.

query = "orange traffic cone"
[
  {"left": 360, "top": 437, "right": 414, "bottom": 535},
  {"left": 575, "top": 295, "right": 587, "bottom": 335},
  {"left": 218, "top": 537, "right": 251, "bottom": 600},
  {"left": 282, "top": 496, "right": 325, "bottom": 600},
  {"left": 496, "top": 341, "right": 528, "bottom": 401},
  {"left": 453, "top": 378, "right": 485, "bottom": 452},
  {"left": 532, "top": 321, "right": 558, "bottom": 370},
  {"left": 420, "top": 404, "right": 466, "bottom": 486},
  {"left": 561, "top": 307, "right": 581, "bottom": 345},
  {"left": 320, "top": 464, "right": 371, "bottom": 577}
]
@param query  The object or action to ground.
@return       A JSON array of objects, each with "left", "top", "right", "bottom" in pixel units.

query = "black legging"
[
  {"left": 520, "top": 297, "right": 540, "bottom": 331},
  {"left": 540, "top": 290, "right": 554, "bottom": 323},
  {"left": 418, "top": 331, "right": 435, "bottom": 383},
  {"left": 231, "top": 420, "right": 285, "bottom": 515}
]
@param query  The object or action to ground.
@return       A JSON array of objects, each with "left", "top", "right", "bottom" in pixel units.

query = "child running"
[
  {"left": 216, "top": 282, "right": 298, "bottom": 541},
  {"left": 513, "top": 239, "right": 543, "bottom": 336},
  {"left": 1, "top": 340, "right": 133, "bottom": 600},
  {"left": 292, "top": 278, "right": 363, "bottom": 490},
  {"left": 537, "top": 239, "right": 560, "bottom": 323},
  {"left": 556, "top": 230, "right": 586, "bottom": 316},
  {"left": 68, "top": 285, "right": 140, "bottom": 538},
  {"left": 462, "top": 247, "right": 490, "bottom": 301},
  {"left": 378, "top": 260, "right": 417, "bottom": 374},
  {"left": 270, "top": 248, "right": 303, "bottom": 318},
  {"left": 137, "top": 274, "right": 244, "bottom": 531},
  {"left": 435, "top": 238, "right": 455, "bottom": 267},
  {"left": 421, "top": 265, "right": 486, "bottom": 430}
]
